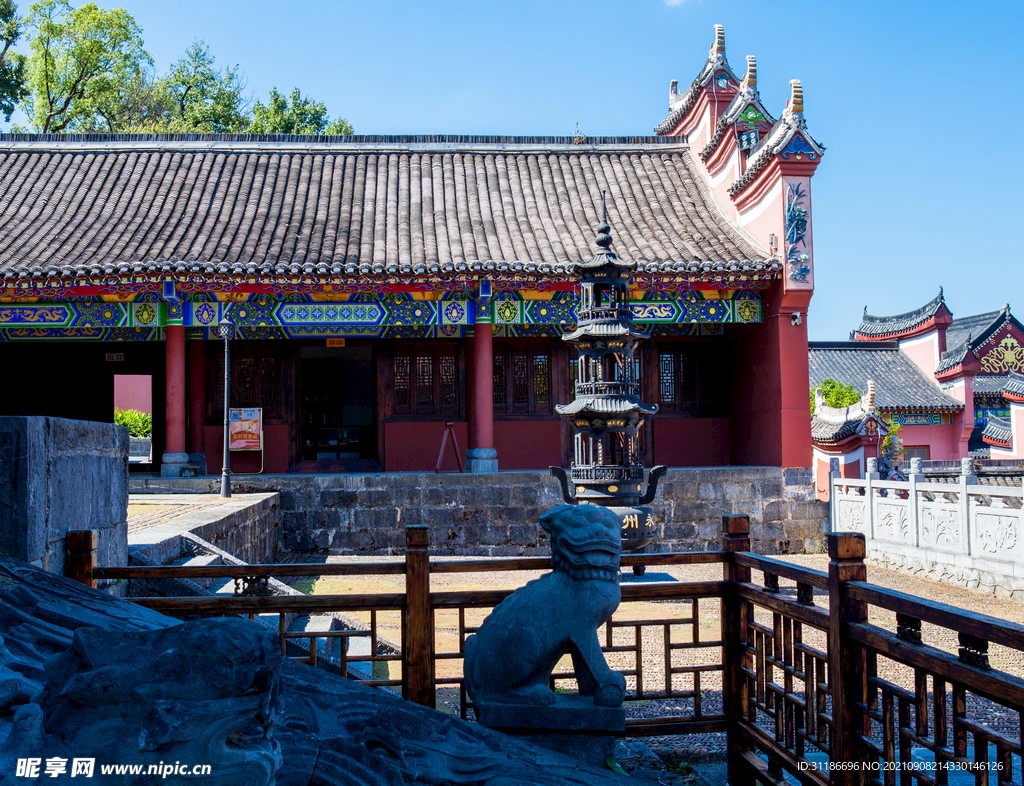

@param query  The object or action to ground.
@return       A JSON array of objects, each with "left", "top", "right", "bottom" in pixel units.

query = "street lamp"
[{"left": 218, "top": 316, "right": 234, "bottom": 498}]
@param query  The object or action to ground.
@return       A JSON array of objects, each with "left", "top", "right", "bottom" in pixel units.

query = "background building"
[{"left": 0, "top": 26, "right": 823, "bottom": 477}]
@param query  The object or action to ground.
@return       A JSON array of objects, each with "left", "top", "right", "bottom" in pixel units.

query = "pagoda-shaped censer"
[{"left": 550, "top": 198, "right": 666, "bottom": 575}]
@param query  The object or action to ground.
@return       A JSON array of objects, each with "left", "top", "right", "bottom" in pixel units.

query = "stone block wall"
[
  {"left": 0, "top": 416, "right": 128, "bottom": 576},
  {"left": 132, "top": 467, "right": 829, "bottom": 557}
]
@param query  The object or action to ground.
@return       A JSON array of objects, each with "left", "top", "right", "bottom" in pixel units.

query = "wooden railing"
[{"left": 67, "top": 518, "right": 1024, "bottom": 786}]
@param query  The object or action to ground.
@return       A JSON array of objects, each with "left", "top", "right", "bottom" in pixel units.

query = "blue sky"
[{"left": 6, "top": 0, "right": 1022, "bottom": 340}]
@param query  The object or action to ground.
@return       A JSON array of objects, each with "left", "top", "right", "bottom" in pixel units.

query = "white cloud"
[{"left": 663, "top": 0, "right": 693, "bottom": 5}]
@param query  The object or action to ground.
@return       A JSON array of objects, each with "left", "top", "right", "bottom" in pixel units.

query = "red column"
[
  {"left": 467, "top": 321, "right": 498, "bottom": 472},
  {"left": 161, "top": 324, "right": 188, "bottom": 473},
  {"left": 187, "top": 338, "right": 206, "bottom": 459}
]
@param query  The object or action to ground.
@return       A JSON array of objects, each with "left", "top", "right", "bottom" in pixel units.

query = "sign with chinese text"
[{"left": 229, "top": 408, "right": 262, "bottom": 451}]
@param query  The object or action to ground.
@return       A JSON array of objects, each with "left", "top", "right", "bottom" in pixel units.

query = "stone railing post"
[
  {"left": 960, "top": 457, "right": 977, "bottom": 556},
  {"left": 908, "top": 457, "right": 924, "bottom": 547},
  {"left": 827, "top": 532, "right": 869, "bottom": 786},
  {"left": 828, "top": 458, "right": 840, "bottom": 530},
  {"left": 64, "top": 530, "right": 98, "bottom": 589},
  {"left": 722, "top": 514, "right": 753, "bottom": 786},
  {"left": 865, "top": 458, "right": 879, "bottom": 538},
  {"left": 404, "top": 524, "right": 435, "bottom": 708}
]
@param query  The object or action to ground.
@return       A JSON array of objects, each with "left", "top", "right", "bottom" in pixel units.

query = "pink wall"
[
  {"left": 898, "top": 333, "right": 941, "bottom": 382},
  {"left": 384, "top": 421, "right": 469, "bottom": 472},
  {"left": 493, "top": 421, "right": 562, "bottom": 470},
  {"left": 897, "top": 423, "right": 960, "bottom": 461},
  {"left": 654, "top": 418, "right": 730, "bottom": 466},
  {"left": 205, "top": 424, "right": 291, "bottom": 475},
  {"left": 113, "top": 375, "right": 152, "bottom": 414}
]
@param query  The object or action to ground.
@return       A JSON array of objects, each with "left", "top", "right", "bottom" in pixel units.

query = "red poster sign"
[{"left": 229, "top": 408, "right": 262, "bottom": 451}]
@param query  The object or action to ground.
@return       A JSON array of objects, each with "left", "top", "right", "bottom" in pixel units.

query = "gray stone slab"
[{"left": 476, "top": 694, "right": 626, "bottom": 732}]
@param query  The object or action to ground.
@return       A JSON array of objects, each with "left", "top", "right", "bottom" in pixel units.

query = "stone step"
[{"left": 168, "top": 553, "right": 224, "bottom": 589}]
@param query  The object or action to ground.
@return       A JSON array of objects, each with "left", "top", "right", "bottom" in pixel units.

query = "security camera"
[{"left": 791, "top": 312, "right": 802, "bottom": 326}]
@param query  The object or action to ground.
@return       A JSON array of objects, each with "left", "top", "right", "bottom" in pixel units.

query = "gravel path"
[{"left": 290, "top": 552, "right": 1024, "bottom": 770}]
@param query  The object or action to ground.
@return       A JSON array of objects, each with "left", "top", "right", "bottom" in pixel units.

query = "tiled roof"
[
  {"left": 1003, "top": 371, "right": 1024, "bottom": 398},
  {"left": 973, "top": 375, "right": 1009, "bottom": 395},
  {"left": 968, "top": 424, "right": 991, "bottom": 458},
  {"left": 856, "top": 289, "right": 947, "bottom": 339},
  {"left": 0, "top": 135, "right": 772, "bottom": 282},
  {"left": 810, "top": 401, "right": 872, "bottom": 443},
  {"left": 983, "top": 415, "right": 1012, "bottom": 446},
  {"left": 946, "top": 306, "right": 1013, "bottom": 353},
  {"left": 808, "top": 341, "right": 963, "bottom": 412},
  {"left": 935, "top": 338, "right": 971, "bottom": 376}
]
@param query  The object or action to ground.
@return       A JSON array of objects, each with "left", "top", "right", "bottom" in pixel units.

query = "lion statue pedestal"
[{"left": 463, "top": 504, "right": 627, "bottom": 766}]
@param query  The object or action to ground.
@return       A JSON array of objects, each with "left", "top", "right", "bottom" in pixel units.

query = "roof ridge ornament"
[
  {"left": 741, "top": 55, "right": 757, "bottom": 89},
  {"left": 711, "top": 24, "right": 726, "bottom": 55},
  {"left": 785, "top": 80, "right": 804, "bottom": 116}
]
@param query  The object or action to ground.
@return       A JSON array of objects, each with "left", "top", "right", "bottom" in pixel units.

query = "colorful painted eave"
[{"left": 0, "top": 286, "right": 768, "bottom": 341}]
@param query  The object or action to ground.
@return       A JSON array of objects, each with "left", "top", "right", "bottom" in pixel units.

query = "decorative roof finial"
[
  {"left": 711, "top": 25, "right": 725, "bottom": 55},
  {"left": 785, "top": 79, "right": 804, "bottom": 115},
  {"left": 866, "top": 380, "right": 876, "bottom": 413},
  {"left": 595, "top": 191, "right": 612, "bottom": 250},
  {"left": 742, "top": 55, "right": 757, "bottom": 88}
]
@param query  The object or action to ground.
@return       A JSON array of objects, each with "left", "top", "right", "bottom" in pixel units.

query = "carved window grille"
[
  {"left": 208, "top": 342, "right": 283, "bottom": 420},
  {"left": 394, "top": 356, "right": 411, "bottom": 408},
  {"left": 415, "top": 355, "right": 434, "bottom": 413},
  {"left": 493, "top": 354, "right": 507, "bottom": 408},
  {"left": 493, "top": 342, "right": 553, "bottom": 415},
  {"left": 390, "top": 344, "right": 460, "bottom": 418},
  {"left": 657, "top": 349, "right": 697, "bottom": 413}
]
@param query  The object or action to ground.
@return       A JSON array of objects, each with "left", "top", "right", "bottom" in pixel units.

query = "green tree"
[
  {"left": 151, "top": 40, "right": 249, "bottom": 133},
  {"left": 249, "top": 86, "right": 352, "bottom": 135},
  {"left": 810, "top": 378, "right": 861, "bottom": 416},
  {"left": 0, "top": 0, "right": 29, "bottom": 122},
  {"left": 24, "top": 0, "right": 150, "bottom": 132}
]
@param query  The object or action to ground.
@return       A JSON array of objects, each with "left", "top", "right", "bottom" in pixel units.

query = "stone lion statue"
[{"left": 463, "top": 504, "right": 626, "bottom": 708}]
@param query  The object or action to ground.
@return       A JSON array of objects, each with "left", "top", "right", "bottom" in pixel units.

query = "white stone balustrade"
[{"left": 829, "top": 457, "right": 1024, "bottom": 598}]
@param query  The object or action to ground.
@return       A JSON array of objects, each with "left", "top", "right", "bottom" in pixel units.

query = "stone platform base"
[{"left": 476, "top": 694, "right": 624, "bottom": 768}]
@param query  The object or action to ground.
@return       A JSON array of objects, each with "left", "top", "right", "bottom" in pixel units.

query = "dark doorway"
[{"left": 297, "top": 345, "right": 378, "bottom": 471}]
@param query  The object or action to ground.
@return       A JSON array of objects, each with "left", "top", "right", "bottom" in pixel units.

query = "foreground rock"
[{"left": 0, "top": 555, "right": 656, "bottom": 785}]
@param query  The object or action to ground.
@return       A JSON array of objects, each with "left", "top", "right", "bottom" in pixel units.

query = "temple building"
[
  {"left": 0, "top": 26, "right": 823, "bottom": 477},
  {"left": 810, "top": 291, "right": 1024, "bottom": 492}
]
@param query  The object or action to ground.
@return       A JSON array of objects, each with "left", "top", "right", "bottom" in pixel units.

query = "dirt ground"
[{"left": 289, "top": 552, "right": 1024, "bottom": 779}]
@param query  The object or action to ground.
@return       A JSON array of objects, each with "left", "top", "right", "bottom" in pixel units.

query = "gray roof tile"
[
  {"left": 856, "top": 289, "right": 947, "bottom": 338},
  {"left": 808, "top": 341, "right": 963, "bottom": 412},
  {"left": 983, "top": 415, "right": 1012, "bottom": 446},
  {"left": 0, "top": 135, "right": 772, "bottom": 282}
]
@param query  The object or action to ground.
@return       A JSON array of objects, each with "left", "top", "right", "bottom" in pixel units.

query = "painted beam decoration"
[{"left": 0, "top": 288, "right": 763, "bottom": 341}]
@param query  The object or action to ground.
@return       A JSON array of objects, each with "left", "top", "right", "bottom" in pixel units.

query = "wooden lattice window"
[
  {"left": 657, "top": 348, "right": 697, "bottom": 413},
  {"left": 493, "top": 342, "right": 553, "bottom": 415},
  {"left": 390, "top": 344, "right": 459, "bottom": 417},
  {"left": 208, "top": 342, "right": 283, "bottom": 420}
]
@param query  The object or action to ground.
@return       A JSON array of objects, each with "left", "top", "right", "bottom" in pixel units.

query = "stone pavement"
[{"left": 126, "top": 494, "right": 237, "bottom": 533}]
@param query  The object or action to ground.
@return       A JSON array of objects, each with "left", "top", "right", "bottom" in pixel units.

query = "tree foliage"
[
  {"left": 249, "top": 86, "right": 352, "bottom": 135},
  {"left": 151, "top": 40, "right": 249, "bottom": 133},
  {"left": 24, "top": 0, "right": 150, "bottom": 132},
  {"left": 810, "top": 378, "right": 861, "bottom": 416},
  {"left": 13, "top": 3, "right": 352, "bottom": 135},
  {"left": 0, "top": 0, "right": 29, "bottom": 121}
]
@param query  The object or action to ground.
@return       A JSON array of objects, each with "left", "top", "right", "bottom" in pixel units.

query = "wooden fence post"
[
  {"left": 404, "top": 524, "right": 435, "bottom": 708},
  {"left": 65, "top": 530, "right": 98, "bottom": 589},
  {"left": 827, "top": 531, "right": 869, "bottom": 786},
  {"left": 722, "top": 514, "right": 753, "bottom": 786}
]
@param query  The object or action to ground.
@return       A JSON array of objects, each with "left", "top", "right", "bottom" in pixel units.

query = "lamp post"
[{"left": 218, "top": 316, "right": 233, "bottom": 498}]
